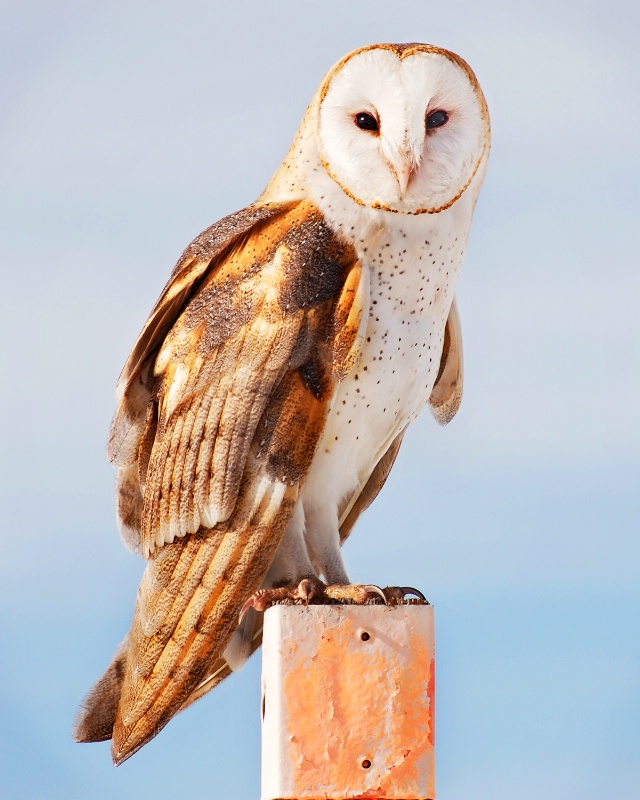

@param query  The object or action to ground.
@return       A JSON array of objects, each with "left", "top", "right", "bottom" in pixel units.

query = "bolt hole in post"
[
  {"left": 360, "top": 631, "right": 371, "bottom": 642},
  {"left": 361, "top": 759, "right": 372, "bottom": 770}
]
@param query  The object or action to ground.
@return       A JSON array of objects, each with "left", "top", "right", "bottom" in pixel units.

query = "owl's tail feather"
[
  {"left": 73, "top": 637, "right": 129, "bottom": 743},
  {"left": 86, "top": 481, "right": 295, "bottom": 764},
  {"left": 73, "top": 610, "right": 265, "bottom": 746}
]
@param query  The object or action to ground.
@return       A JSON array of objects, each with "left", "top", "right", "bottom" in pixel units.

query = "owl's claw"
[
  {"left": 400, "top": 586, "right": 427, "bottom": 601},
  {"left": 382, "top": 585, "right": 429, "bottom": 605},
  {"left": 240, "top": 579, "right": 428, "bottom": 620},
  {"left": 364, "top": 584, "right": 388, "bottom": 604}
]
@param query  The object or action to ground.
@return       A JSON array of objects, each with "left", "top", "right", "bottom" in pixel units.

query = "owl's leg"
[
  {"left": 239, "top": 499, "right": 426, "bottom": 617},
  {"left": 265, "top": 499, "right": 315, "bottom": 585},
  {"left": 302, "top": 500, "right": 349, "bottom": 584},
  {"left": 300, "top": 499, "right": 428, "bottom": 605}
]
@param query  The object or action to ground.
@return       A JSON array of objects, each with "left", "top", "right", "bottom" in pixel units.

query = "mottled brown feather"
[
  {"left": 139, "top": 203, "right": 359, "bottom": 557},
  {"left": 73, "top": 637, "right": 129, "bottom": 743},
  {"left": 107, "top": 201, "right": 292, "bottom": 469},
  {"left": 77, "top": 199, "right": 365, "bottom": 763},
  {"left": 112, "top": 484, "right": 295, "bottom": 763}
]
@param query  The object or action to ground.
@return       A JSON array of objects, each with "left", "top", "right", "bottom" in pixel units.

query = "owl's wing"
[
  {"left": 75, "top": 199, "right": 367, "bottom": 764},
  {"left": 177, "top": 618, "right": 265, "bottom": 712},
  {"left": 108, "top": 201, "right": 307, "bottom": 552},
  {"left": 107, "top": 201, "right": 290, "bottom": 477},
  {"left": 428, "top": 296, "right": 463, "bottom": 425}
]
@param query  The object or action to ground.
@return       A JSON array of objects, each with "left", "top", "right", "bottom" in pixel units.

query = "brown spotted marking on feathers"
[
  {"left": 107, "top": 202, "right": 292, "bottom": 467},
  {"left": 139, "top": 201, "right": 359, "bottom": 557},
  {"left": 81, "top": 197, "right": 364, "bottom": 764}
]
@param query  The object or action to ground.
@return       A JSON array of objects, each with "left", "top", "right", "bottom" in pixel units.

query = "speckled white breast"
[{"left": 302, "top": 213, "right": 467, "bottom": 514}]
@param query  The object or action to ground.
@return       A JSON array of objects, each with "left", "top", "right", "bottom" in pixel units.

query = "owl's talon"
[
  {"left": 241, "top": 580, "right": 427, "bottom": 619},
  {"left": 399, "top": 586, "right": 427, "bottom": 601},
  {"left": 239, "top": 578, "right": 321, "bottom": 620},
  {"left": 239, "top": 593, "right": 263, "bottom": 621},
  {"left": 296, "top": 578, "right": 316, "bottom": 604},
  {"left": 382, "top": 585, "right": 429, "bottom": 605},
  {"left": 363, "top": 584, "right": 388, "bottom": 604}
]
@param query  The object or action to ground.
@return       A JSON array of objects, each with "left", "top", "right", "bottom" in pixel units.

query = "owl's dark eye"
[
  {"left": 355, "top": 112, "right": 379, "bottom": 132},
  {"left": 426, "top": 109, "right": 449, "bottom": 130}
]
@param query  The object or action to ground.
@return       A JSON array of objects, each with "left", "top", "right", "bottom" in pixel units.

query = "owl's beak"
[
  {"left": 381, "top": 138, "right": 417, "bottom": 197},
  {"left": 393, "top": 159, "right": 416, "bottom": 196}
]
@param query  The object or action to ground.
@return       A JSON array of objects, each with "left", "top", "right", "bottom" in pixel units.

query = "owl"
[{"left": 74, "top": 43, "right": 490, "bottom": 764}]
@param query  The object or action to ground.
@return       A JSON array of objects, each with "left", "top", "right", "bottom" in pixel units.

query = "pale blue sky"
[{"left": 1, "top": 2, "right": 638, "bottom": 798}]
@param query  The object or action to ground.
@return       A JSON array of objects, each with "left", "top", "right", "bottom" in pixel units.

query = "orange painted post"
[{"left": 260, "top": 604, "right": 435, "bottom": 800}]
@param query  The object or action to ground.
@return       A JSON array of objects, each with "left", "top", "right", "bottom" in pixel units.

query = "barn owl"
[{"left": 74, "top": 43, "right": 490, "bottom": 764}]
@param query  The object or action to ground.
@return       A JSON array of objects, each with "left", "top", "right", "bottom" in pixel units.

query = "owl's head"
[{"left": 311, "top": 43, "right": 490, "bottom": 216}]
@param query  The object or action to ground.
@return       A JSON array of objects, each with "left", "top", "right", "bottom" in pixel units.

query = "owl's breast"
[{"left": 303, "top": 223, "right": 465, "bottom": 508}]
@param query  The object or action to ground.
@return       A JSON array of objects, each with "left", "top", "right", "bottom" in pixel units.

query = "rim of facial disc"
[{"left": 314, "top": 43, "right": 491, "bottom": 216}]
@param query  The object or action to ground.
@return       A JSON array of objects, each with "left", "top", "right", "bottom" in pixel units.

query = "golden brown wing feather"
[
  {"left": 181, "top": 632, "right": 263, "bottom": 712},
  {"left": 106, "top": 202, "right": 291, "bottom": 469},
  {"left": 112, "top": 480, "right": 298, "bottom": 763},
  {"left": 74, "top": 200, "right": 365, "bottom": 763}
]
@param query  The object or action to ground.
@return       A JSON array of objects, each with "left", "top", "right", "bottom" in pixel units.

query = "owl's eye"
[
  {"left": 355, "top": 112, "right": 379, "bottom": 132},
  {"left": 426, "top": 109, "right": 449, "bottom": 130}
]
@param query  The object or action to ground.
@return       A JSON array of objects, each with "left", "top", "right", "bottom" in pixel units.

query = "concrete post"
[{"left": 261, "top": 603, "right": 435, "bottom": 800}]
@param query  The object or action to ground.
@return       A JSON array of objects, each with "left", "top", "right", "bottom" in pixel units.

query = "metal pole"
[{"left": 261, "top": 603, "right": 435, "bottom": 800}]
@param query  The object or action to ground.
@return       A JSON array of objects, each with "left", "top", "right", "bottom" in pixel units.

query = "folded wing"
[{"left": 74, "top": 200, "right": 366, "bottom": 763}]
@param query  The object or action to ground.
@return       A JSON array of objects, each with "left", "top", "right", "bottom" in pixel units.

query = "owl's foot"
[{"left": 240, "top": 578, "right": 427, "bottom": 619}]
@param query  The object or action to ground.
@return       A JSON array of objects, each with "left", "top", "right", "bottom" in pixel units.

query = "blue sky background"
[{"left": 1, "top": 1, "right": 638, "bottom": 798}]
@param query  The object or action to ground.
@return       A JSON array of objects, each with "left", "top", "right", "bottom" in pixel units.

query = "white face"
[{"left": 316, "top": 46, "right": 490, "bottom": 215}]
